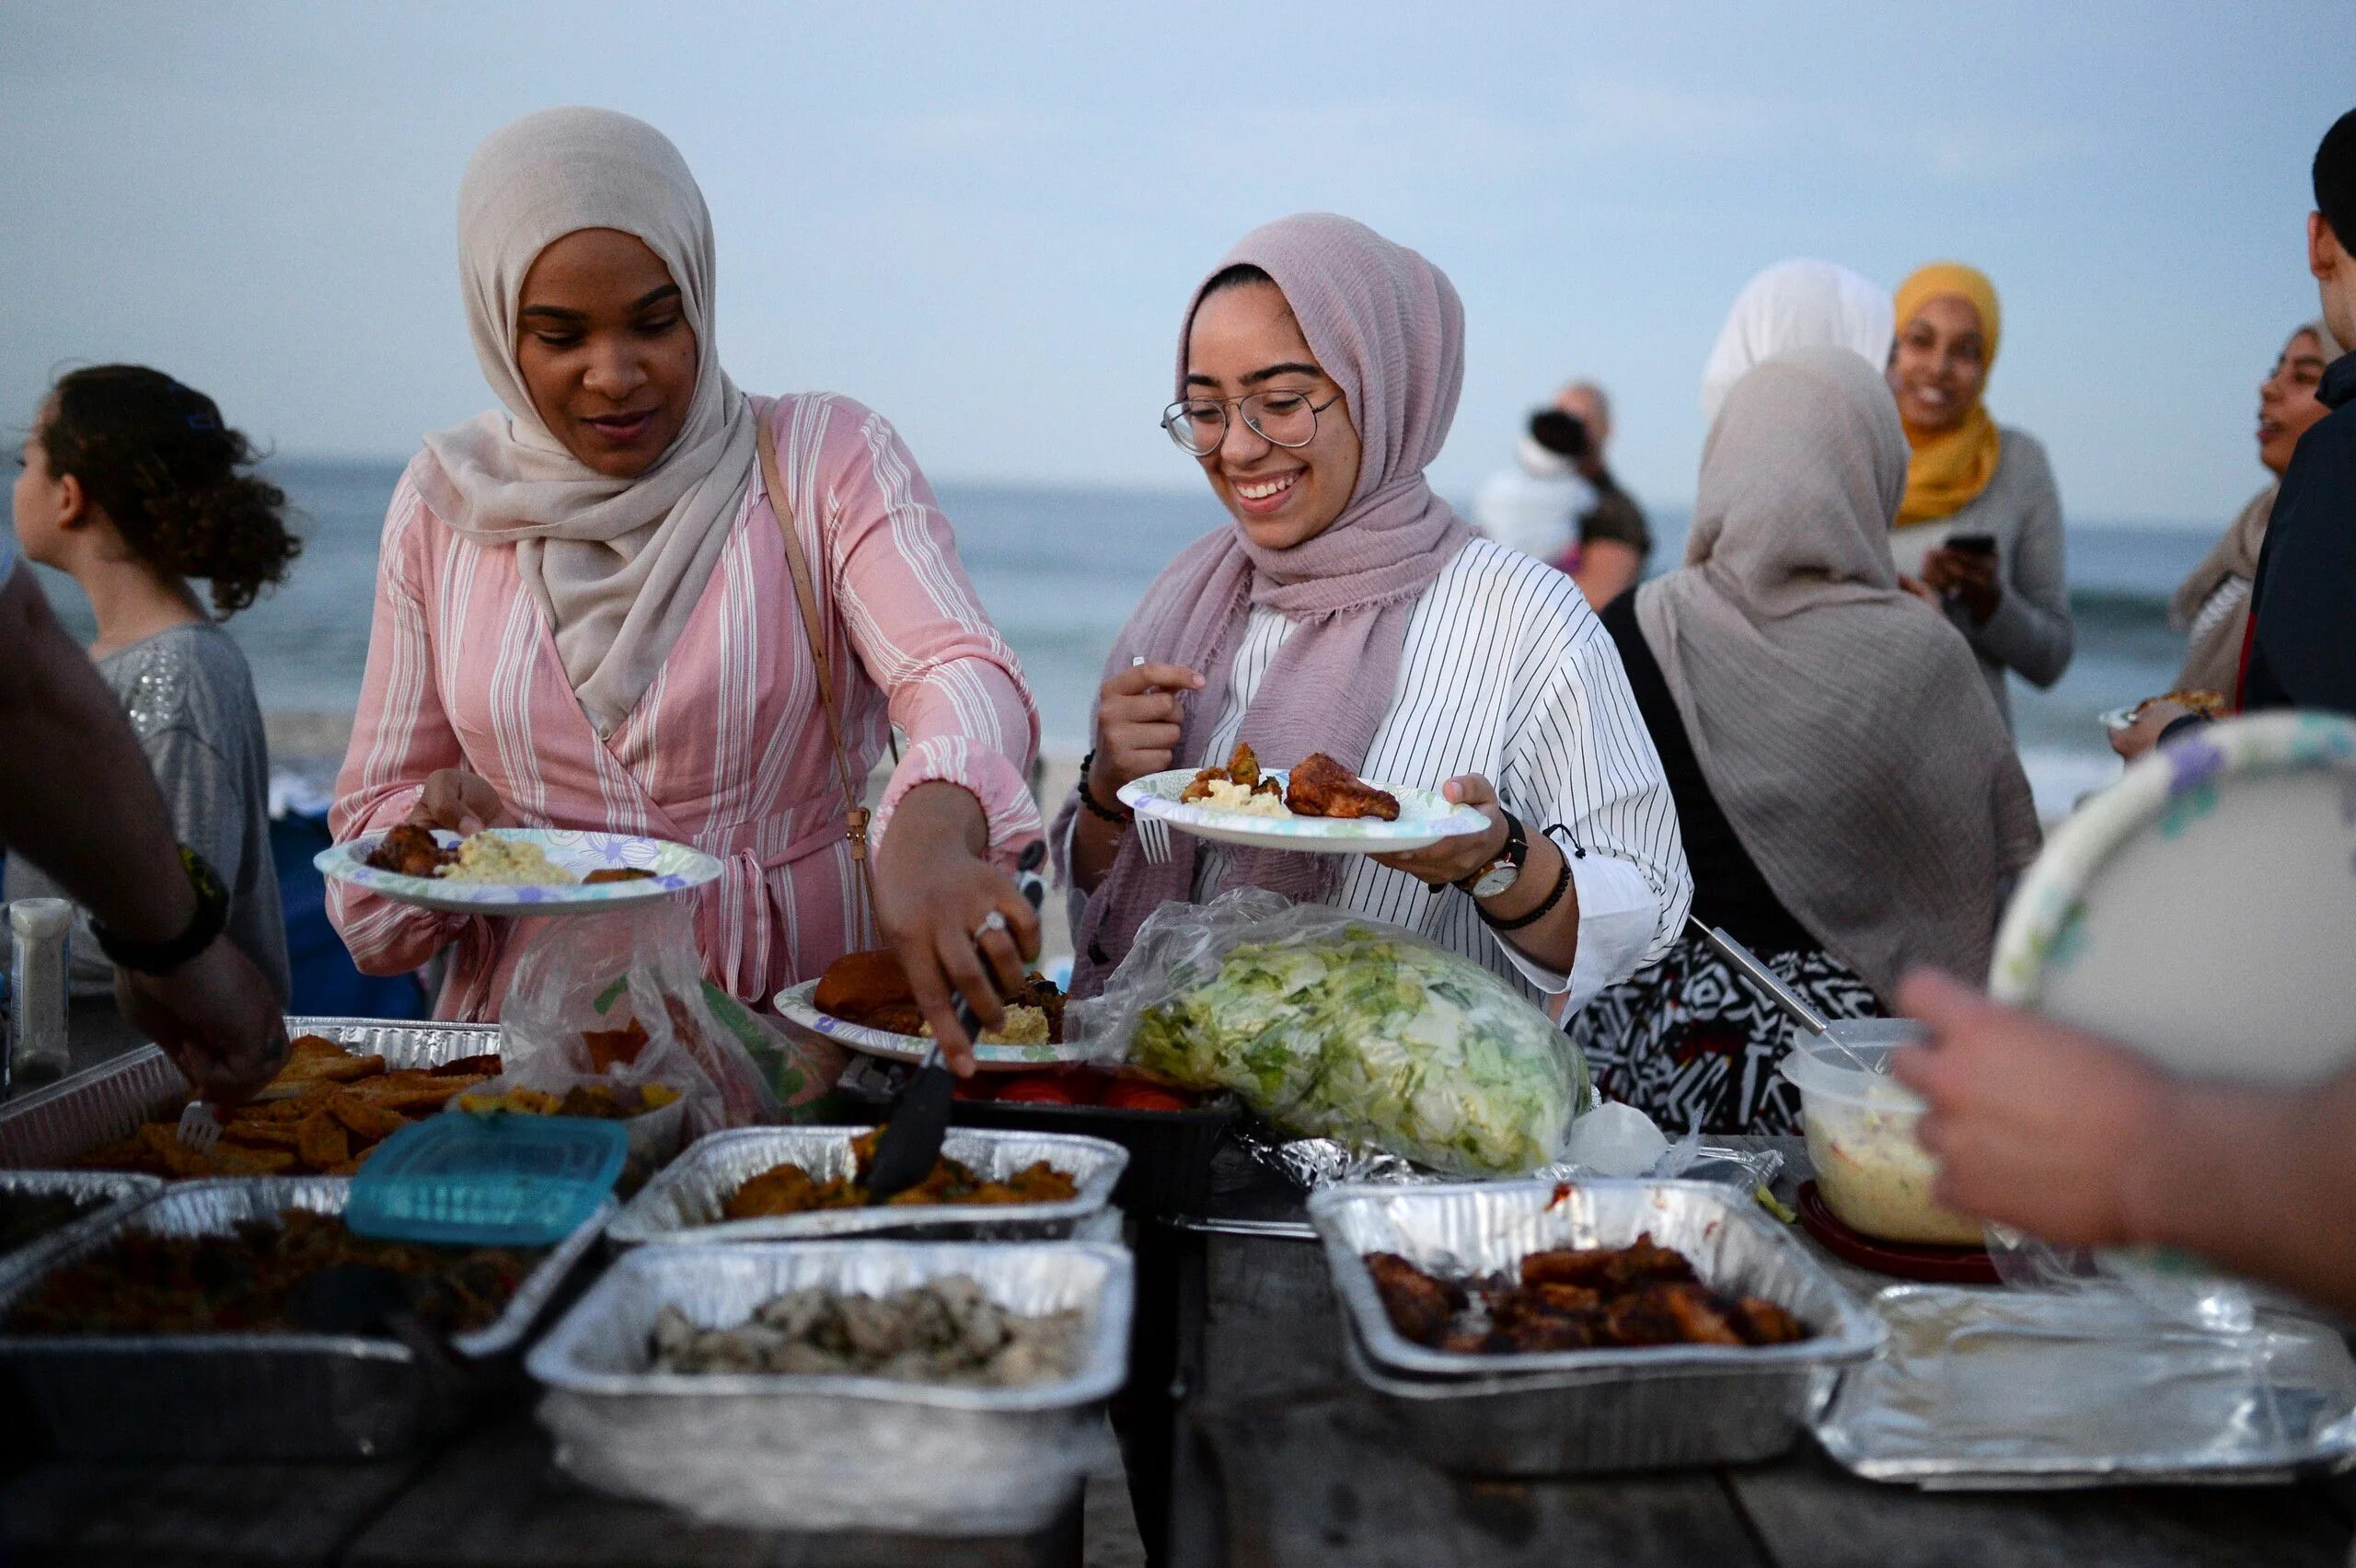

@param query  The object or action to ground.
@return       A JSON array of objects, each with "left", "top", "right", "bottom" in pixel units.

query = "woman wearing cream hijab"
[
  {"left": 329, "top": 108, "right": 1043, "bottom": 1070},
  {"left": 1885, "top": 261, "right": 2073, "bottom": 729}
]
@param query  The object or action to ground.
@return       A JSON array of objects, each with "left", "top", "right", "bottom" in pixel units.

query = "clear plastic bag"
[
  {"left": 1075, "top": 890, "right": 1591, "bottom": 1176},
  {"left": 500, "top": 903, "right": 781, "bottom": 1143}
]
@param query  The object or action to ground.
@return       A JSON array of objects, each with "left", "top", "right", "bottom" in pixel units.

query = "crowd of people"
[{"left": 5, "top": 103, "right": 2354, "bottom": 1310}]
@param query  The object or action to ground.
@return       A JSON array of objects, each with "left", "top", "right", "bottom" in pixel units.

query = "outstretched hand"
[{"left": 872, "top": 782, "right": 1041, "bottom": 1076}]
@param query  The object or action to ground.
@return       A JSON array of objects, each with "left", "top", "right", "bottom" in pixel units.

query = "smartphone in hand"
[{"left": 1946, "top": 533, "right": 1998, "bottom": 557}]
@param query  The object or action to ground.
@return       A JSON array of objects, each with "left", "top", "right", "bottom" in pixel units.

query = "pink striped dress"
[{"left": 329, "top": 394, "right": 1043, "bottom": 1020}]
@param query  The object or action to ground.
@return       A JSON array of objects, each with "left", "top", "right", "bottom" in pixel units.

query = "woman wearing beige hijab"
[
  {"left": 1576, "top": 347, "right": 2039, "bottom": 1135},
  {"left": 329, "top": 108, "right": 1042, "bottom": 1069}
]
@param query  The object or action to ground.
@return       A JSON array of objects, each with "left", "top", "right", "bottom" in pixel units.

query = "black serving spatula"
[{"left": 863, "top": 841, "right": 1048, "bottom": 1202}]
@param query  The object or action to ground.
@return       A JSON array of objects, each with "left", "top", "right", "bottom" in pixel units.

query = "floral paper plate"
[
  {"left": 771, "top": 979, "right": 1091, "bottom": 1073},
  {"left": 317, "top": 829, "right": 722, "bottom": 917},
  {"left": 1116, "top": 767, "right": 1489, "bottom": 854},
  {"left": 1989, "top": 712, "right": 2356, "bottom": 1086}
]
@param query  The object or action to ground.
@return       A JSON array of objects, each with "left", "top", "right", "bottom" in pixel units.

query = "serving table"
[{"left": 3, "top": 1131, "right": 2351, "bottom": 1566}]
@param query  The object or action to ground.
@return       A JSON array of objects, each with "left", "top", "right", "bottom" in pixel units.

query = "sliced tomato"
[
  {"left": 994, "top": 1074, "right": 1083, "bottom": 1105},
  {"left": 1102, "top": 1081, "right": 1196, "bottom": 1113}
]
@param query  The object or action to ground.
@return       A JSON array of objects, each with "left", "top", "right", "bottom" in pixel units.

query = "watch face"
[{"left": 1472, "top": 861, "right": 1520, "bottom": 899}]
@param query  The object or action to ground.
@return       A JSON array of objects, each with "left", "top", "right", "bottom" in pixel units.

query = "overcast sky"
[{"left": 2, "top": 1, "right": 2344, "bottom": 522}]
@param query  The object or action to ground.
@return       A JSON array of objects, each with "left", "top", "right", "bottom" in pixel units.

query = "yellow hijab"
[{"left": 1892, "top": 261, "right": 2003, "bottom": 526}]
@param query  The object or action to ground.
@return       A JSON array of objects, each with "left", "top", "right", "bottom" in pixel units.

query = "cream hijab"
[
  {"left": 413, "top": 106, "right": 758, "bottom": 735},
  {"left": 1637, "top": 346, "right": 2039, "bottom": 1000},
  {"left": 1699, "top": 259, "right": 1895, "bottom": 426}
]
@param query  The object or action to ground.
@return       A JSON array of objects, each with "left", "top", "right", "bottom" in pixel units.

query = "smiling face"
[
  {"left": 1886, "top": 294, "right": 1990, "bottom": 433},
  {"left": 1184, "top": 280, "right": 1362, "bottom": 551},
  {"left": 514, "top": 227, "right": 698, "bottom": 479},
  {"left": 2257, "top": 328, "right": 2334, "bottom": 476}
]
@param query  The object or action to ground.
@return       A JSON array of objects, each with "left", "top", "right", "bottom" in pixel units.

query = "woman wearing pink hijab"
[{"left": 1057, "top": 214, "right": 1690, "bottom": 1013}]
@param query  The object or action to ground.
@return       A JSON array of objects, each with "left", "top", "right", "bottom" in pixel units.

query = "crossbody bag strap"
[{"left": 753, "top": 404, "right": 881, "bottom": 926}]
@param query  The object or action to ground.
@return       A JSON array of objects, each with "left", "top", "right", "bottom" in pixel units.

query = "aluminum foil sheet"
[
  {"left": 606, "top": 1125, "right": 1128, "bottom": 1246},
  {"left": 1813, "top": 1285, "right": 2356, "bottom": 1488},
  {"left": 1309, "top": 1178, "right": 1880, "bottom": 1380},
  {"left": 0, "top": 1173, "right": 607, "bottom": 1459},
  {"left": 1248, "top": 1127, "right": 1782, "bottom": 1198},
  {"left": 527, "top": 1239, "right": 1132, "bottom": 1534},
  {"left": 0, "top": 1016, "right": 502, "bottom": 1170}
]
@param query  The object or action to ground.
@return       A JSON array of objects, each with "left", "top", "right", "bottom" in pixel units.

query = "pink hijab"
[{"left": 1060, "top": 213, "right": 1473, "bottom": 994}]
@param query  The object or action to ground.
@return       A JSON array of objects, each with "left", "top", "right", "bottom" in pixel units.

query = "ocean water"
[{"left": 26, "top": 457, "right": 2218, "bottom": 817}]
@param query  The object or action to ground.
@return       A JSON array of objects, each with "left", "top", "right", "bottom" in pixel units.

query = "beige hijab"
[
  {"left": 413, "top": 107, "right": 758, "bottom": 735},
  {"left": 1635, "top": 346, "right": 2040, "bottom": 1000},
  {"left": 2168, "top": 317, "right": 2349, "bottom": 697}
]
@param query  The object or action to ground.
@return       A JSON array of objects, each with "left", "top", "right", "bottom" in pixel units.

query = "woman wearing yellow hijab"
[{"left": 1886, "top": 262, "right": 2073, "bottom": 729}]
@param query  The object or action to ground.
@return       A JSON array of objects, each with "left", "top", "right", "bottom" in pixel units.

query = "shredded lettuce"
[{"left": 1133, "top": 925, "right": 1591, "bottom": 1174}]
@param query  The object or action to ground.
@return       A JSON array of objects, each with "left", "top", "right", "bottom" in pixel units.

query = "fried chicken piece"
[
  {"left": 1489, "top": 1309, "right": 1601, "bottom": 1353},
  {"left": 725, "top": 1164, "right": 825, "bottom": 1220},
  {"left": 431, "top": 1053, "right": 504, "bottom": 1078},
  {"left": 325, "top": 1093, "right": 414, "bottom": 1147},
  {"left": 1520, "top": 1231, "right": 1696, "bottom": 1292},
  {"left": 364, "top": 823, "right": 458, "bottom": 878},
  {"left": 1727, "top": 1296, "right": 1808, "bottom": 1346},
  {"left": 1284, "top": 753, "right": 1401, "bottom": 822},
  {"left": 582, "top": 1019, "right": 651, "bottom": 1074},
  {"left": 583, "top": 867, "right": 656, "bottom": 884},
  {"left": 1600, "top": 1282, "right": 1743, "bottom": 1348},
  {"left": 1365, "top": 1251, "right": 1460, "bottom": 1347},
  {"left": 815, "top": 949, "right": 916, "bottom": 1023},
  {"left": 1178, "top": 769, "right": 1228, "bottom": 803},
  {"left": 296, "top": 1110, "right": 350, "bottom": 1171}
]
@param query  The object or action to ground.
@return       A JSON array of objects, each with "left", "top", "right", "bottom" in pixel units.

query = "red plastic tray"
[{"left": 1796, "top": 1180, "right": 2002, "bottom": 1285}]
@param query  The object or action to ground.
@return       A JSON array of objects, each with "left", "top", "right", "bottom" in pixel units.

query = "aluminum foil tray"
[
  {"left": 0, "top": 1170, "right": 162, "bottom": 1296},
  {"left": 0, "top": 1016, "right": 502, "bottom": 1171},
  {"left": 1813, "top": 1285, "right": 2356, "bottom": 1489},
  {"left": 1255, "top": 1129, "right": 1782, "bottom": 1196},
  {"left": 606, "top": 1125, "right": 1128, "bottom": 1246},
  {"left": 1309, "top": 1179, "right": 1877, "bottom": 1474},
  {"left": 1311, "top": 1179, "right": 1880, "bottom": 1378},
  {"left": 0, "top": 1173, "right": 607, "bottom": 1459},
  {"left": 528, "top": 1239, "right": 1132, "bottom": 1533}
]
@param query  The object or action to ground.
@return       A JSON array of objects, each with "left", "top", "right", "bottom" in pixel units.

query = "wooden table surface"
[
  {"left": 4, "top": 1137, "right": 2353, "bottom": 1567},
  {"left": 1155, "top": 1140, "right": 2356, "bottom": 1568}
]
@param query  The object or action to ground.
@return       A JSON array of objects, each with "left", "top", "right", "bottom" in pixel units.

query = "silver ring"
[{"left": 975, "top": 910, "right": 1010, "bottom": 942}]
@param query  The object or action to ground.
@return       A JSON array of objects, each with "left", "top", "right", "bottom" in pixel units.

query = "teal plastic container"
[{"left": 346, "top": 1113, "right": 628, "bottom": 1247}]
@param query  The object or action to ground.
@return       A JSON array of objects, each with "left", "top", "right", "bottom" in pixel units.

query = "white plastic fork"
[
  {"left": 1126, "top": 654, "right": 1175, "bottom": 864},
  {"left": 176, "top": 1100, "right": 222, "bottom": 1153}
]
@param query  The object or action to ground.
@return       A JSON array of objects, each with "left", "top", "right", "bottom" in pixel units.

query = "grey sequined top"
[{"left": 6, "top": 622, "right": 290, "bottom": 1002}]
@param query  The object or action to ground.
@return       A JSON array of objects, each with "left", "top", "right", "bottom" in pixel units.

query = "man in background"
[{"left": 1472, "top": 381, "right": 1651, "bottom": 609}]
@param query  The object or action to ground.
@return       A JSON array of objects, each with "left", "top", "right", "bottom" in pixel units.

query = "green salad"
[{"left": 1132, "top": 925, "right": 1591, "bottom": 1175}]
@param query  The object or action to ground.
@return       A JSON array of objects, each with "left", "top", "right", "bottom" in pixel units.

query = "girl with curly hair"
[{"left": 7, "top": 364, "right": 297, "bottom": 1004}]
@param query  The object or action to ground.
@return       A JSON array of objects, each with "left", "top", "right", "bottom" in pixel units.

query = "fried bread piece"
[
  {"left": 583, "top": 867, "right": 657, "bottom": 884},
  {"left": 296, "top": 1110, "right": 350, "bottom": 1171},
  {"left": 1284, "top": 753, "right": 1401, "bottom": 821}
]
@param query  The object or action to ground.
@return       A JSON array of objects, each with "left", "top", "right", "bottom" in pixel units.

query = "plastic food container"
[{"left": 1777, "top": 1023, "right": 1981, "bottom": 1247}]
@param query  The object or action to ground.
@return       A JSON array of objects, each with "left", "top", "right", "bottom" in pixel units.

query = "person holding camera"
[
  {"left": 1472, "top": 381, "right": 1651, "bottom": 609},
  {"left": 1886, "top": 262, "right": 2073, "bottom": 730}
]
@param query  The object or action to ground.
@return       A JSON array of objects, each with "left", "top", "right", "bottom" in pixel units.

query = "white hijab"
[
  {"left": 1699, "top": 259, "right": 1894, "bottom": 426},
  {"left": 413, "top": 106, "right": 758, "bottom": 735}
]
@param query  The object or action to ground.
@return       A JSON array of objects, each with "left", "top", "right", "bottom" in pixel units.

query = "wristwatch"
[
  {"left": 1454, "top": 812, "right": 1528, "bottom": 900},
  {"left": 90, "top": 845, "right": 230, "bottom": 976}
]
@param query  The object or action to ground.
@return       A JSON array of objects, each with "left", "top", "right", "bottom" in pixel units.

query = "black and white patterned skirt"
[{"left": 1566, "top": 934, "right": 1880, "bottom": 1136}]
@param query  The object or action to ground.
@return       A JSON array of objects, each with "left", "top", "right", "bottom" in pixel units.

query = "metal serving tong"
[
  {"left": 864, "top": 840, "right": 1050, "bottom": 1201},
  {"left": 1685, "top": 915, "right": 1878, "bottom": 1074}
]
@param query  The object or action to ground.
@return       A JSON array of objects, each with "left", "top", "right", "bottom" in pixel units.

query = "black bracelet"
[
  {"left": 1076, "top": 750, "right": 1132, "bottom": 825},
  {"left": 1479, "top": 840, "right": 1573, "bottom": 932},
  {"left": 91, "top": 845, "right": 230, "bottom": 976}
]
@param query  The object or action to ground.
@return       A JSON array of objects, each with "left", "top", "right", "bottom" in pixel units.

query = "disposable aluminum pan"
[
  {"left": 528, "top": 1239, "right": 1132, "bottom": 1534},
  {"left": 1308, "top": 1179, "right": 1879, "bottom": 1474},
  {"left": 0, "top": 1170, "right": 162, "bottom": 1294},
  {"left": 0, "top": 1016, "right": 502, "bottom": 1170},
  {"left": 0, "top": 1174, "right": 608, "bottom": 1459},
  {"left": 606, "top": 1124, "right": 1128, "bottom": 1246},
  {"left": 1813, "top": 1285, "right": 2356, "bottom": 1489}
]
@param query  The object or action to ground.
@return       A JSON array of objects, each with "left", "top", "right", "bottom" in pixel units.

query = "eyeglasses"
[{"left": 1161, "top": 389, "right": 1341, "bottom": 456}]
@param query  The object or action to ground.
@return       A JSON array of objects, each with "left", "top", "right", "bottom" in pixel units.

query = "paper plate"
[
  {"left": 1989, "top": 712, "right": 2356, "bottom": 1086},
  {"left": 771, "top": 979, "right": 1093, "bottom": 1074},
  {"left": 318, "top": 829, "right": 722, "bottom": 917},
  {"left": 1117, "top": 767, "right": 1490, "bottom": 854}
]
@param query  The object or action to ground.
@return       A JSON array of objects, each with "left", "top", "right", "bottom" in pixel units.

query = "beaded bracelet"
[{"left": 1077, "top": 750, "right": 1133, "bottom": 825}]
